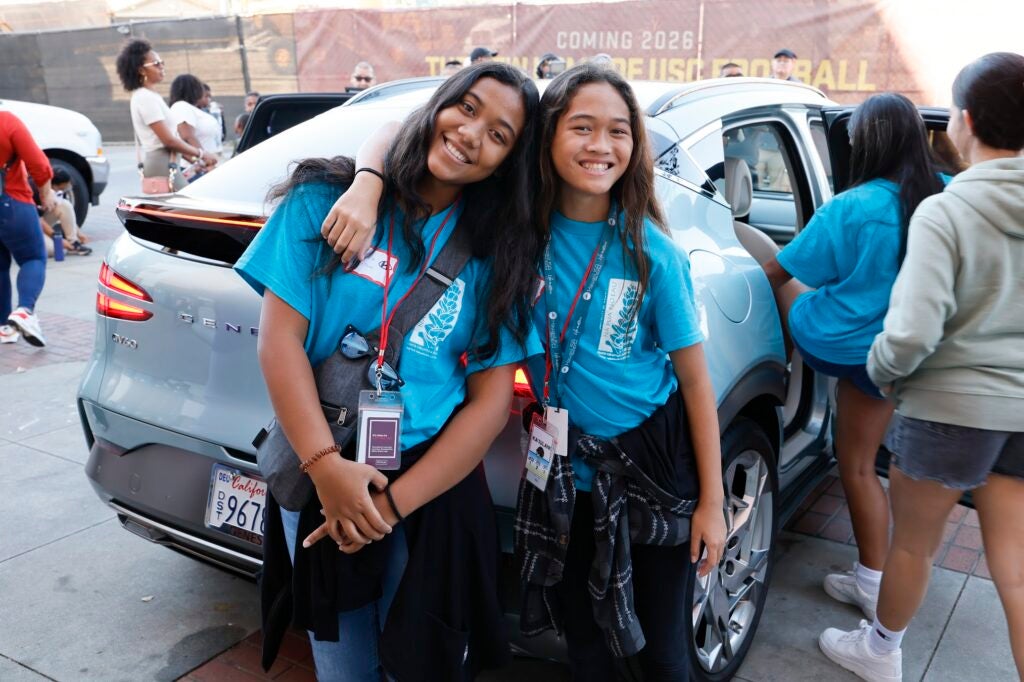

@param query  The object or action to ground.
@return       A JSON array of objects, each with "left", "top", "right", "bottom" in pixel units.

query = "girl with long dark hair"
[
  {"left": 234, "top": 62, "right": 542, "bottom": 681},
  {"left": 762, "top": 93, "right": 946, "bottom": 623},
  {"left": 320, "top": 63, "right": 726, "bottom": 681},
  {"left": 512, "top": 62, "right": 725, "bottom": 682},
  {"left": 820, "top": 51, "right": 1024, "bottom": 682}
]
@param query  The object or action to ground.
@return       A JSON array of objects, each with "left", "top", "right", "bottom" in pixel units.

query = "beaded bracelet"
[{"left": 299, "top": 443, "right": 341, "bottom": 474}]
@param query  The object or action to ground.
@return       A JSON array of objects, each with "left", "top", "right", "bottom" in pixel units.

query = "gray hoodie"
[{"left": 868, "top": 156, "right": 1024, "bottom": 431}]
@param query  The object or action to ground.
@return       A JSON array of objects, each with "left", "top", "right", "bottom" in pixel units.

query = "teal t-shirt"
[
  {"left": 777, "top": 177, "right": 946, "bottom": 366},
  {"left": 525, "top": 211, "right": 704, "bottom": 491},
  {"left": 235, "top": 182, "right": 537, "bottom": 449}
]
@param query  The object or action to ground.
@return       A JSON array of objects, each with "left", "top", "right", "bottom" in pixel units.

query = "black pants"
[{"left": 557, "top": 493, "right": 693, "bottom": 682}]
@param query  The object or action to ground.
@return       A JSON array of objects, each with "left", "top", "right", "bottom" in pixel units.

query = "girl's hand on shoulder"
[
  {"left": 691, "top": 499, "right": 727, "bottom": 578},
  {"left": 303, "top": 457, "right": 391, "bottom": 549},
  {"left": 320, "top": 171, "right": 383, "bottom": 264}
]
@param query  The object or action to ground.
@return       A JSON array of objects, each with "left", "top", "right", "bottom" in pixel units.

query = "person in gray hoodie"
[{"left": 819, "top": 51, "right": 1024, "bottom": 682}]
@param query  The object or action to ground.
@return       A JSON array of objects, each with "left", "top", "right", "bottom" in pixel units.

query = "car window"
[
  {"left": 722, "top": 121, "right": 803, "bottom": 243},
  {"left": 808, "top": 119, "right": 834, "bottom": 194},
  {"left": 725, "top": 124, "right": 794, "bottom": 194},
  {"left": 684, "top": 128, "right": 726, "bottom": 182}
]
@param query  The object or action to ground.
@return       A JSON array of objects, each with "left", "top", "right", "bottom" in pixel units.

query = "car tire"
[
  {"left": 48, "top": 158, "right": 89, "bottom": 226},
  {"left": 687, "top": 417, "right": 779, "bottom": 681}
]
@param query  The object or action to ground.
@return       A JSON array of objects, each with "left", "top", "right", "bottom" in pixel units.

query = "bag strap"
[{"left": 382, "top": 225, "right": 473, "bottom": 366}]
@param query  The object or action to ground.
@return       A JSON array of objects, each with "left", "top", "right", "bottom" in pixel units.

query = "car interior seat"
[{"left": 718, "top": 157, "right": 808, "bottom": 425}]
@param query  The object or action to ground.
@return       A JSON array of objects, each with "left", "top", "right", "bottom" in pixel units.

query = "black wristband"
[
  {"left": 355, "top": 167, "right": 385, "bottom": 184},
  {"left": 383, "top": 485, "right": 405, "bottom": 524}
]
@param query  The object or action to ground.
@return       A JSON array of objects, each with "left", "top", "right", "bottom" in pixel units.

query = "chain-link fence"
[{"left": 0, "top": 0, "right": 931, "bottom": 142}]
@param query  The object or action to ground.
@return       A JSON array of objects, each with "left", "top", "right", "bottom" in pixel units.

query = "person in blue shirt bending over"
[
  {"left": 761, "top": 93, "right": 946, "bottom": 624},
  {"left": 235, "top": 62, "right": 543, "bottom": 681}
]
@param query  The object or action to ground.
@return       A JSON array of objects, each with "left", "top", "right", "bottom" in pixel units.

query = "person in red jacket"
[{"left": 0, "top": 110, "right": 56, "bottom": 346}]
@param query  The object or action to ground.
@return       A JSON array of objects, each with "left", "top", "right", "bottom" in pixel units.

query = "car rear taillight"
[
  {"left": 97, "top": 263, "right": 153, "bottom": 321},
  {"left": 514, "top": 367, "right": 535, "bottom": 399}
]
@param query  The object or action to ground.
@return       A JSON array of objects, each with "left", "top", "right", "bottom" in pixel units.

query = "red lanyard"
[
  {"left": 541, "top": 238, "right": 604, "bottom": 404},
  {"left": 377, "top": 200, "right": 459, "bottom": 371}
]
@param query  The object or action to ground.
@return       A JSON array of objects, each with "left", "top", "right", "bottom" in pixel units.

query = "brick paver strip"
[{"left": 0, "top": 311, "right": 95, "bottom": 376}]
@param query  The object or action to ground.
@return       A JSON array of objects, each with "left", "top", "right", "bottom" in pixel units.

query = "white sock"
[
  {"left": 868, "top": 618, "right": 905, "bottom": 656},
  {"left": 855, "top": 561, "right": 882, "bottom": 596}
]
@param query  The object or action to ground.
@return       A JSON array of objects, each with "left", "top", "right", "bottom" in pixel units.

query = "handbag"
[
  {"left": 253, "top": 228, "right": 472, "bottom": 511},
  {"left": 134, "top": 130, "right": 177, "bottom": 195}
]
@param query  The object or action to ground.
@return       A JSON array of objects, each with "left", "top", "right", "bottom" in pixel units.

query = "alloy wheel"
[{"left": 691, "top": 447, "right": 774, "bottom": 674}]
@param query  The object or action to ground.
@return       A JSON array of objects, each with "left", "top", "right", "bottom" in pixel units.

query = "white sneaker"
[
  {"left": 824, "top": 570, "right": 878, "bottom": 620},
  {"left": 0, "top": 324, "right": 19, "bottom": 344},
  {"left": 7, "top": 307, "right": 45, "bottom": 347},
  {"left": 819, "top": 620, "right": 902, "bottom": 682}
]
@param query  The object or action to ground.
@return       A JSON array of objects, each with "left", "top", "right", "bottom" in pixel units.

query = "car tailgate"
[{"left": 96, "top": 233, "right": 270, "bottom": 457}]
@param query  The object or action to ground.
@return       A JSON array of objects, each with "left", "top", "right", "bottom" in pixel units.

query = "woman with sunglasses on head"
[
  {"left": 761, "top": 93, "right": 947, "bottom": 624},
  {"left": 322, "top": 63, "right": 725, "bottom": 682},
  {"left": 234, "top": 62, "right": 542, "bottom": 681},
  {"left": 819, "top": 51, "right": 1024, "bottom": 682},
  {"left": 115, "top": 39, "right": 217, "bottom": 193}
]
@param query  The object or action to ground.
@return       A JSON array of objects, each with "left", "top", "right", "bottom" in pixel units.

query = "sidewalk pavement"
[{"left": 0, "top": 164, "right": 1016, "bottom": 680}]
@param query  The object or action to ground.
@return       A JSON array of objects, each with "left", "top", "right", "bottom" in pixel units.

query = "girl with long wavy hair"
[
  {"left": 762, "top": 93, "right": 946, "bottom": 624},
  {"left": 512, "top": 63, "right": 725, "bottom": 682},
  {"left": 235, "top": 61, "right": 542, "bottom": 681}
]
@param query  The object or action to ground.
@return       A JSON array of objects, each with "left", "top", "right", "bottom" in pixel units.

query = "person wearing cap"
[
  {"left": 469, "top": 47, "right": 497, "bottom": 64},
  {"left": 772, "top": 49, "right": 801, "bottom": 82}
]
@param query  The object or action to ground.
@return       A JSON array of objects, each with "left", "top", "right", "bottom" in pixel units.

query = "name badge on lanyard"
[
  {"left": 525, "top": 413, "right": 559, "bottom": 491},
  {"left": 354, "top": 200, "right": 459, "bottom": 471}
]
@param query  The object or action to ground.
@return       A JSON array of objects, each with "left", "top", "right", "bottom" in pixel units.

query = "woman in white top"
[
  {"left": 169, "top": 74, "right": 222, "bottom": 181},
  {"left": 115, "top": 39, "right": 217, "bottom": 192},
  {"left": 170, "top": 75, "right": 222, "bottom": 154}
]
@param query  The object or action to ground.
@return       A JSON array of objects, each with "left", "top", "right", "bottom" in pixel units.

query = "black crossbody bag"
[
  {"left": 253, "top": 229, "right": 472, "bottom": 511},
  {"left": 0, "top": 153, "right": 18, "bottom": 197}
]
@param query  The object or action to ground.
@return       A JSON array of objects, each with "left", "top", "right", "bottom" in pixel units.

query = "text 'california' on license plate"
[{"left": 205, "top": 464, "right": 267, "bottom": 546}]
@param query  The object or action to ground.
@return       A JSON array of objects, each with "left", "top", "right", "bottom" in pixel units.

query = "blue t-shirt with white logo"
[
  {"left": 777, "top": 177, "right": 946, "bottom": 366},
  {"left": 525, "top": 210, "right": 704, "bottom": 491},
  {"left": 236, "top": 182, "right": 538, "bottom": 449}
]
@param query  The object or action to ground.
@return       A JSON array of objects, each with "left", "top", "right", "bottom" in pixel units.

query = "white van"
[{"left": 0, "top": 98, "right": 108, "bottom": 225}]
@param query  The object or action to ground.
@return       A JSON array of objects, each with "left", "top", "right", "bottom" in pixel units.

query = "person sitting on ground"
[{"left": 44, "top": 167, "right": 90, "bottom": 251}]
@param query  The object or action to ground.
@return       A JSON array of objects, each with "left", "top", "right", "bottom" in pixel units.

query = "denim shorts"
[
  {"left": 791, "top": 338, "right": 885, "bottom": 400},
  {"left": 885, "top": 414, "right": 1024, "bottom": 490}
]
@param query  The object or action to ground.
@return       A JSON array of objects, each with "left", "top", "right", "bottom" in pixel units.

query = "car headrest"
[{"left": 713, "top": 157, "right": 752, "bottom": 219}]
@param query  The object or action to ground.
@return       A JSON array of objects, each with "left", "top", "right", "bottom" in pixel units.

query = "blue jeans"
[
  {"left": 280, "top": 507, "right": 408, "bottom": 682},
  {"left": 0, "top": 195, "right": 46, "bottom": 319}
]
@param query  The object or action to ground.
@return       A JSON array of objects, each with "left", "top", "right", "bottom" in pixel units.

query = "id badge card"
[
  {"left": 357, "top": 390, "right": 404, "bottom": 470},
  {"left": 544, "top": 406, "right": 569, "bottom": 458},
  {"left": 525, "top": 415, "right": 558, "bottom": 491}
]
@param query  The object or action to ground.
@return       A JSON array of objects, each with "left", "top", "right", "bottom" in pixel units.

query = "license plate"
[{"left": 205, "top": 464, "right": 267, "bottom": 545}]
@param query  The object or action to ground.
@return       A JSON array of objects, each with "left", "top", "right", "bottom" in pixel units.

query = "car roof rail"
[
  {"left": 646, "top": 77, "right": 827, "bottom": 117},
  {"left": 345, "top": 76, "right": 448, "bottom": 106}
]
